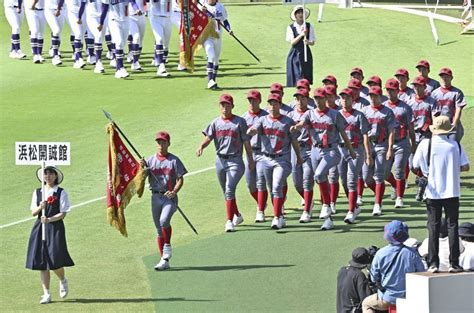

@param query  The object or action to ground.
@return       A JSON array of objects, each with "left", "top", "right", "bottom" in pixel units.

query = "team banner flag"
[
  {"left": 179, "top": 0, "right": 217, "bottom": 71},
  {"left": 106, "top": 123, "right": 146, "bottom": 237}
]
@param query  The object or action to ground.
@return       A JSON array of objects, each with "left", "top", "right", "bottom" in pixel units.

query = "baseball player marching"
[
  {"left": 350, "top": 67, "right": 369, "bottom": 99},
  {"left": 141, "top": 131, "right": 187, "bottom": 271},
  {"left": 148, "top": 0, "right": 173, "bottom": 77},
  {"left": 44, "top": 0, "right": 65, "bottom": 66},
  {"left": 197, "top": 94, "right": 255, "bottom": 232},
  {"left": 65, "top": 0, "right": 87, "bottom": 69},
  {"left": 337, "top": 88, "right": 371, "bottom": 224},
  {"left": 86, "top": 0, "right": 108, "bottom": 73},
  {"left": 24, "top": 0, "right": 46, "bottom": 63},
  {"left": 394, "top": 68, "right": 415, "bottom": 103},
  {"left": 201, "top": 0, "right": 232, "bottom": 89},
  {"left": 292, "top": 88, "right": 356, "bottom": 230},
  {"left": 411, "top": 60, "right": 440, "bottom": 96},
  {"left": 5, "top": 0, "right": 27, "bottom": 59},
  {"left": 288, "top": 79, "right": 316, "bottom": 110},
  {"left": 247, "top": 93, "right": 303, "bottom": 230},
  {"left": 128, "top": 0, "right": 145, "bottom": 71},
  {"left": 361, "top": 85, "right": 397, "bottom": 216},
  {"left": 269, "top": 83, "right": 294, "bottom": 116},
  {"left": 287, "top": 88, "right": 315, "bottom": 223},
  {"left": 242, "top": 90, "right": 269, "bottom": 222}
]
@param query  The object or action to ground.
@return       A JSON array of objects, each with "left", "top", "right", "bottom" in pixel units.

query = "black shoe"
[
  {"left": 448, "top": 265, "right": 463, "bottom": 273},
  {"left": 415, "top": 177, "right": 427, "bottom": 202}
]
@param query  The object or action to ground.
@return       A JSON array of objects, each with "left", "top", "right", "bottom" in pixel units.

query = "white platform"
[{"left": 397, "top": 272, "right": 474, "bottom": 313}]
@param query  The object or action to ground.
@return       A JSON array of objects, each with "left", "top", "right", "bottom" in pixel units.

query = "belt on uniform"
[
  {"left": 217, "top": 154, "right": 237, "bottom": 159},
  {"left": 394, "top": 138, "right": 407, "bottom": 143},
  {"left": 339, "top": 142, "right": 359, "bottom": 148},
  {"left": 251, "top": 147, "right": 261, "bottom": 151},
  {"left": 263, "top": 153, "right": 284, "bottom": 158},
  {"left": 152, "top": 190, "right": 166, "bottom": 195},
  {"left": 313, "top": 143, "right": 334, "bottom": 149},
  {"left": 299, "top": 142, "right": 308, "bottom": 148},
  {"left": 369, "top": 138, "right": 386, "bottom": 144}
]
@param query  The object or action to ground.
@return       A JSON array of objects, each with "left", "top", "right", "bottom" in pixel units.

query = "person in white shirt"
[
  {"left": 5, "top": 0, "right": 27, "bottom": 59},
  {"left": 413, "top": 115, "right": 470, "bottom": 273},
  {"left": 24, "top": 0, "right": 47, "bottom": 63},
  {"left": 459, "top": 222, "right": 474, "bottom": 271},
  {"left": 148, "top": 0, "right": 173, "bottom": 77}
]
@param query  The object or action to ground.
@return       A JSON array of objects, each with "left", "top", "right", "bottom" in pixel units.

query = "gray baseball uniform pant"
[
  {"left": 291, "top": 146, "right": 314, "bottom": 194},
  {"left": 385, "top": 138, "right": 411, "bottom": 180},
  {"left": 260, "top": 155, "right": 292, "bottom": 199},
  {"left": 338, "top": 146, "right": 365, "bottom": 192},
  {"left": 216, "top": 155, "right": 245, "bottom": 200},
  {"left": 151, "top": 193, "right": 177, "bottom": 237},
  {"left": 363, "top": 142, "right": 388, "bottom": 185},
  {"left": 311, "top": 147, "right": 341, "bottom": 183}
]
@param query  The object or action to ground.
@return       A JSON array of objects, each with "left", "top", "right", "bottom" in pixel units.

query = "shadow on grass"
[
  {"left": 440, "top": 40, "right": 458, "bottom": 46},
  {"left": 65, "top": 297, "right": 215, "bottom": 303},
  {"left": 167, "top": 264, "right": 295, "bottom": 271}
]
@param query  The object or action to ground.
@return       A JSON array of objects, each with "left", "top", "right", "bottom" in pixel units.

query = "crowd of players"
[{"left": 198, "top": 61, "right": 467, "bottom": 232}]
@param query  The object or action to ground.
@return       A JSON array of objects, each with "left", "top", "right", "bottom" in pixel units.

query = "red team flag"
[
  {"left": 179, "top": 0, "right": 217, "bottom": 71},
  {"left": 106, "top": 123, "right": 146, "bottom": 237}
]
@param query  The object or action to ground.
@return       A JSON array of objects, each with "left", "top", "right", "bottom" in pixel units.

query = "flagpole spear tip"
[{"left": 102, "top": 109, "right": 113, "bottom": 122}]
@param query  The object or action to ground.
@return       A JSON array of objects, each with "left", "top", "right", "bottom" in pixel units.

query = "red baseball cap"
[
  {"left": 385, "top": 78, "right": 400, "bottom": 90},
  {"left": 267, "top": 93, "right": 282, "bottom": 103},
  {"left": 416, "top": 59, "right": 430, "bottom": 69},
  {"left": 412, "top": 76, "right": 427, "bottom": 86},
  {"left": 439, "top": 67, "right": 453, "bottom": 77},
  {"left": 324, "top": 85, "right": 337, "bottom": 96},
  {"left": 247, "top": 89, "right": 261, "bottom": 101},
  {"left": 313, "top": 87, "right": 327, "bottom": 98},
  {"left": 270, "top": 82, "right": 284, "bottom": 93},
  {"left": 219, "top": 93, "right": 234, "bottom": 105},
  {"left": 322, "top": 75, "right": 337, "bottom": 86},
  {"left": 293, "top": 88, "right": 309, "bottom": 98},
  {"left": 395, "top": 68, "right": 409, "bottom": 78},
  {"left": 155, "top": 131, "right": 170, "bottom": 142},
  {"left": 339, "top": 88, "right": 353, "bottom": 97},
  {"left": 296, "top": 79, "right": 310, "bottom": 89},
  {"left": 350, "top": 67, "right": 364, "bottom": 76},
  {"left": 348, "top": 78, "right": 362, "bottom": 89},
  {"left": 367, "top": 75, "right": 382, "bottom": 86},
  {"left": 369, "top": 85, "right": 382, "bottom": 96}
]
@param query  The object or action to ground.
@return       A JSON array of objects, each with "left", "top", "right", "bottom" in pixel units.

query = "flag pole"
[
  {"left": 303, "top": 0, "right": 308, "bottom": 63},
  {"left": 41, "top": 161, "right": 46, "bottom": 241},
  {"left": 102, "top": 110, "right": 199, "bottom": 235}
]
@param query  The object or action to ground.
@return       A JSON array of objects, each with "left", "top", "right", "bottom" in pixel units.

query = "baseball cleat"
[
  {"left": 354, "top": 206, "right": 362, "bottom": 217},
  {"left": 87, "top": 55, "right": 97, "bottom": 65},
  {"left": 395, "top": 197, "right": 404, "bottom": 208},
  {"left": 40, "top": 294, "right": 51, "bottom": 304},
  {"left": 154, "top": 258, "right": 170, "bottom": 271},
  {"left": 299, "top": 211, "right": 311, "bottom": 223},
  {"left": 330, "top": 202, "right": 337, "bottom": 214},
  {"left": 319, "top": 204, "right": 331, "bottom": 219},
  {"left": 372, "top": 203, "right": 382, "bottom": 216},
  {"left": 232, "top": 214, "right": 244, "bottom": 226},
  {"left": 177, "top": 63, "right": 187, "bottom": 71},
  {"left": 344, "top": 212, "right": 355, "bottom": 224},
  {"left": 255, "top": 210, "right": 265, "bottom": 223},
  {"left": 157, "top": 63, "right": 170, "bottom": 77},
  {"left": 38, "top": 55, "right": 45, "bottom": 63},
  {"left": 73, "top": 58, "right": 85, "bottom": 69},
  {"left": 59, "top": 279, "right": 69, "bottom": 299},
  {"left": 109, "top": 59, "right": 117, "bottom": 68},
  {"left": 52, "top": 55, "right": 62, "bottom": 66},
  {"left": 225, "top": 220, "right": 235, "bottom": 232},
  {"left": 131, "top": 61, "right": 143, "bottom": 72},
  {"left": 94, "top": 60, "right": 105, "bottom": 73},
  {"left": 356, "top": 196, "right": 364, "bottom": 206},
  {"left": 9, "top": 50, "right": 18, "bottom": 59},
  {"left": 162, "top": 244, "right": 172, "bottom": 260},
  {"left": 114, "top": 68, "right": 129, "bottom": 79},
  {"left": 390, "top": 186, "right": 396, "bottom": 200},
  {"left": 321, "top": 218, "right": 334, "bottom": 230},
  {"left": 33, "top": 54, "right": 41, "bottom": 64},
  {"left": 207, "top": 79, "right": 218, "bottom": 89},
  {"left": 279, "top": 216, "right": 286, "bottom": 228},
  {"left": 271, "top": 216, "right": 281, "bottom": 229},
  {"left": 16, "top": 50, "right": 26, "bottom": 59}
]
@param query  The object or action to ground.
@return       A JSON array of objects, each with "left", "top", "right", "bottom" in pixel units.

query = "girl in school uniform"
[{"left": 26, "top": 165, "right": 74, "bottom": 304}]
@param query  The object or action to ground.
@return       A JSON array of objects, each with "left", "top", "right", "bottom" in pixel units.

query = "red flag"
[
  {"left": 179, "top": 0, "right": 218, "bottom": 72},
  {"left": 106, "top": 123, "right": 145, "bottom": 237}
]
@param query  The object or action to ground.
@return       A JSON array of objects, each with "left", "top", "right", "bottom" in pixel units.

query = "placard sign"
[{"left": 15, "top": 142, "right": 71, "bottom": 165}]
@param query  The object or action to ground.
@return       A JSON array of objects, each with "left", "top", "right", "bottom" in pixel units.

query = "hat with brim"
[
  {"left": 384, "top": 220, "right": 409, "bottom": 244},
  {"left": 349, "top": 247, "right": 371, "bottom": 268},
  {"left": 429, "top": 115, "right": 454, "bottom": 135},
  {"left": 36, "top": 165, "right": 64, "bottom": 185},
  {"left": 459, "top": 222, "right": 474, "bottom": 238},
  {"left": 290, "top": 5, "right": 310, "bottom": 21}
]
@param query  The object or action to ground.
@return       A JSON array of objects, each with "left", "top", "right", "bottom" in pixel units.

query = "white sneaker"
[
  {"left": 162, "top": 243, "right": 172, "bottom": 260},
  {"left": 330, "top": 202, "right": 337, "bottom": 214},
  {"left": 59, "top": 279, "right": 69, "bottom": 298},
  {"left": 177, "top": 63, "right": 187, "bottom": 71},
  {"left": 73, "top": 58, "right": 85, "bottom": 69},
  {"left": 94, "top": 60, "right": 105, "bottom": 73},
  {"left": 354, "top": 206, "right": 362, "bottom": 217},
  {"left": 154, "top": 258, "right": 170, "bottom": 271},
  {"left": 87, "top": 55, "right": 96, "bottom": 65},
  {"left": 344, "top": 212, "right": 355, "bottom": 224},
  {"left": 33, "top": 54, "right": 41, "bottom": 64},
  {"left": 52, "top": 55, "right": 62, "bottom": 66},
  {"left": 271, "top": 216, "right": 281, "bottom": 230},
  {"left": 106, "top": 51, "right": 113, "bottom": 60},
  {"left": 40, "top": 294, "right": 51, "bottom": 304},
  {"left": 207, "top": 79, "right": 217, "bottom": 89},
  {"left": 372, "top": 203, "right": 382, "bottom": 216},
  {"left": 321, "top": 218, "right": 334, "bottom": 230},
  {"left": 428, "top": 265, "right": 439, "bottom": 273},
  {"left": 38, "top": 55, "right": 45, "bottom": 63},
  {"left": 390, "top": 187, "right": 396, "bottom": 200},
  {"left": 9, "top": 50, "right": 18, "bottom": 59},
  {"left": 157, "top": 63, "right": 170, "bottom": 77},
  {"left": 114, "top": 68, "right": 129, "bottom": 79},
  {"left": 356, "top": 196, "right": 364, "bottom": 206},
  {"left": 319, "top": 204, "right": 331, "bottom": 219},
  {"left": 395, "top": 197, "right": 404, "bottom": 208},
  {"left": 16, "top": 50, "right": 26, "bottom": 59},
  {"left": 109, "top": 59, "right": 117, "bottom": 68},
  {"left": 233, "top": 214, "right": 244, "bottom": 226},
  {"left": 299, "top": 211, "right": 311, "bottom": 223},
  {"left": 131, "top": 61, "right": 143, "bottom": 71},
  {"left": 279, "top": 216, "right": 286, "bottom": 228},
  {"left": 225, "top": 220, "right": 235, "bottom": 232}
]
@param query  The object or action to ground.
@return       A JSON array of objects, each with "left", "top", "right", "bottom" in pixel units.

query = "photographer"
[
  {"left": 362, "top": 221, "right": 425, "bottom": 312},
  {"left": 337, "top": 247, "right": 377, "bottom": 313}
]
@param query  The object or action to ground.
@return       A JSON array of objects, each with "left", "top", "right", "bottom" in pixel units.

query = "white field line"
[
  {"left": 0, "top": 166, "right": 215, "bottom": 230},
  {"left": 356, "top": 3, "right": 466, "bottom": 24}
]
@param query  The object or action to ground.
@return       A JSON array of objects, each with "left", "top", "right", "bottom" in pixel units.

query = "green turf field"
[{"left": 0, "top": 3, "right": 473, "bottom": 312}]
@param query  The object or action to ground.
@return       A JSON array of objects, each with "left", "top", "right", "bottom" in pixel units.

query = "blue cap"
[{"left": 384, "top": 220, "right": 409, "bottom": 244}]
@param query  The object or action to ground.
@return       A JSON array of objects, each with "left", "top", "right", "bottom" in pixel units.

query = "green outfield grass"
[{"left": 0, "top": 4, "right": 473, "bottom": 312}]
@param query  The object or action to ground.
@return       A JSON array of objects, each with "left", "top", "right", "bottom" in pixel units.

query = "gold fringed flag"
[
  {"left": 179, "top": 0, "right": 218, "bottom": 72},
  {"left": 106, "top": 123, "right": 146, "bottom": 237}
]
